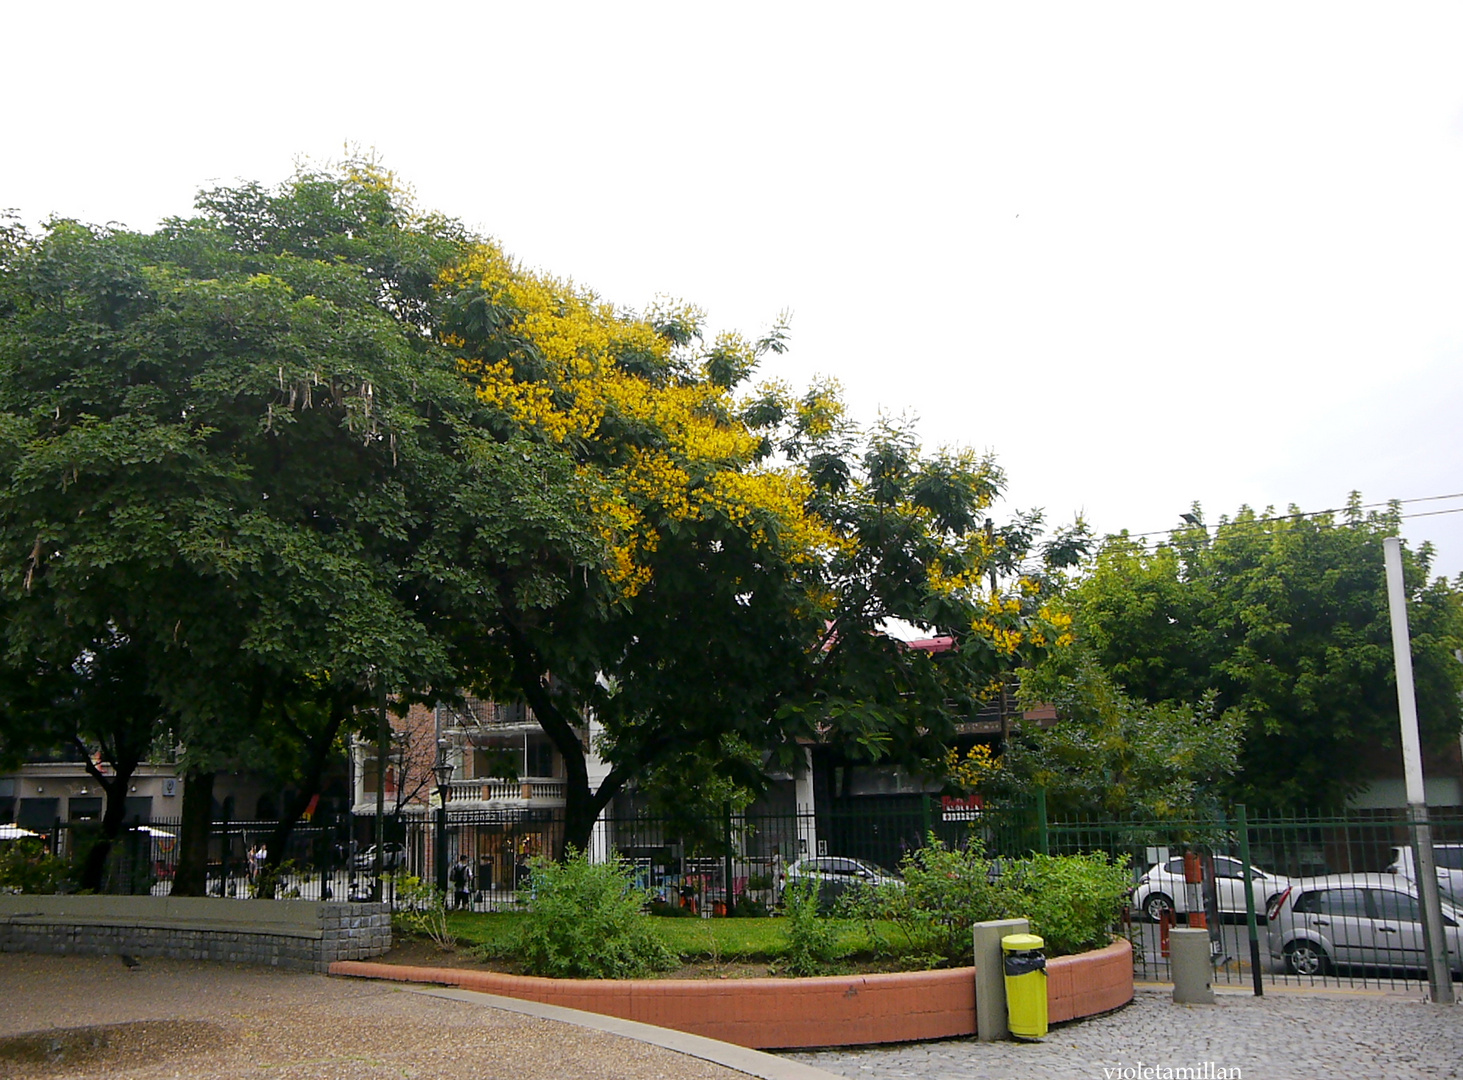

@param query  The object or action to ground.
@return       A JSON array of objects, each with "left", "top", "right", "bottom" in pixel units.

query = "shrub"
[
  {"left": 839, "top": 836, "right": 1004, "bottom": 966},
  {"left": 838, "top": 837, "right": 1130, "bottom": 965},
  {"left": 392, "top": 874, "right": 457, "bottom": 951},
  {"left": 998, "top": 852, "right": 1132, "bottom": 956},
  {"left": 0, "top": 838, "right": 67, "bottom": 894},
  {"left": 512, "top": 848, "right": 676, "bottom": 978},
  {"left": 780, "top": 874, "right": 837, "bottom": 976}
]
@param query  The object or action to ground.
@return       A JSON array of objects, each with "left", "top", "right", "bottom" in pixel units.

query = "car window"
[
  {"left": 1369, "top": 890, "right": 1421, "bottom": 923},
  {"left": 1214, "top": 858, "right": 1242, "bottom": 879},
  {"left": 1163, "top": 857, "right": 1184, "bottom": 874},
  {"left": 829, "top": 859, "right": 858, "bottom": 876},
  {"left": 1434, "top": 847, "right": 1463, "bottom": 871},
  {"left": 1314, "top": 889, "right": 1368, "bottom": 917}
]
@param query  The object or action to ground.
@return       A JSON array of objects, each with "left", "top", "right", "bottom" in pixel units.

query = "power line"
[{"left": 1105, "top": 492, "right": 1463, "bottom": 544}]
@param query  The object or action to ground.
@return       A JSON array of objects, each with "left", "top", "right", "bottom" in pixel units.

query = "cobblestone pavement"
[{"left": 785, "top": 988, "right": 1463, "bottom": 1080}]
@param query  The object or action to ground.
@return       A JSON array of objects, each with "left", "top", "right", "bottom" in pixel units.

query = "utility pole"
[
  {"left": 1382, "top": 537, "right": 1454, "bottom": 1004},
  {"left": 372, "top": 671, "right": 388, "bottom": 903}
]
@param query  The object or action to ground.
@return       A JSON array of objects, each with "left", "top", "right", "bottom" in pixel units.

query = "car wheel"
[
  {"left": 1284, "top": 940, "right": 1330, "bottom": 976},
  {"left": 1144, "top": 893, "right": 1174, "bottom": 923}
]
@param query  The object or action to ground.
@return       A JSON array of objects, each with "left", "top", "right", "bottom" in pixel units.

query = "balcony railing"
[
  {"left": 447, "top": 778, "right": 566, "bottom": 804},
  {"left": 439, "top": 698, "right": 539, "bottom": 731}
]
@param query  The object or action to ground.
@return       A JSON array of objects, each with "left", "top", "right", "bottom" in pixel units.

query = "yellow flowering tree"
[{"left": 434, "top": 242, "right": 1086, "bottom": 851}]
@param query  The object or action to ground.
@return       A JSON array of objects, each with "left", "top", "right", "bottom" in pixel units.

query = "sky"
[{"left": 5, "top": 2, "right": 1462, "bottom": 577}]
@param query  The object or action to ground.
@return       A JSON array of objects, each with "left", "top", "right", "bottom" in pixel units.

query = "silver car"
[{"left": 1267, "top": 873, "right": 1463, "bottom": 976}]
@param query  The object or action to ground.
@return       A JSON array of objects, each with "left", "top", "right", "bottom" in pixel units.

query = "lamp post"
[{"left": 433, "top": 737, "right": 455, "bottom": 896}]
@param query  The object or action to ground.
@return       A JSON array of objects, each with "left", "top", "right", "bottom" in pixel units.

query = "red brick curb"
[{"left": 331, "top": 937, "right": 1131, "bottom": 1049}]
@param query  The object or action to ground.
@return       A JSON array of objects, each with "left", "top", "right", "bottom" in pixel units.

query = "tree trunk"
[
  {"left": 171, "top": 768, "right": 215, "bottom": 896},
  {"left": 75, "top": 764, "right": 137, "bottom": 892},
  {"left": 263, "top": 703, "right": 346, "bottom": 871}
]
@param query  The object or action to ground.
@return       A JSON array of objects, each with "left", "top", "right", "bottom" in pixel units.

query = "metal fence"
[
  {"left": 26, "top": 797, "right": 1463, "bottom": 993},
  {"left": 992, "top": 804, "right": 1463, "bottom": 992}
]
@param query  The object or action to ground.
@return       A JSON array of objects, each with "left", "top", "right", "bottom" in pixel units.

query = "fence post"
[
  {"left": 920, "top": 793, "right": 932, "bottom": 840},
  {"left": 1035, "top": 788, "right": 1049, "bottom": 856},
  {"left": 1236, "top": 803, "right": 1263, "bottom": 997},
  {"left": 722, "top": 801, "right": 735, "bottom": 917}
]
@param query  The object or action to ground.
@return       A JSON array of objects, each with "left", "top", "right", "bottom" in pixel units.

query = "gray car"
[{"left": 1266, "top": 872, "right": 1463, "bottom": 977}]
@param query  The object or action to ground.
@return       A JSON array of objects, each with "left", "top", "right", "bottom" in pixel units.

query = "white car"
[
  {"left": 782, "top": 856, "right": 902, "bottom": 910},
  {"left": 1132, "top": 854, "right": 1289, "bottom": 923},
  {"left": 1386, "top": 844, "right": 1463, "bottom": 904}
]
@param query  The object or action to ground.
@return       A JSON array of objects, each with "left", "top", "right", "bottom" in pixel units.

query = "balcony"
[
  {"left": 438, "top": 698, "right": 540, "bottom": 733},
  {"left": 447, "top": 777, "right": 565, "bottom": 805}
]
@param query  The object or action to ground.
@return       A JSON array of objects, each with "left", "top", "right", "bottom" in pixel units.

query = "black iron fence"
[{"left": 22, "top": 797, "right": 1462, "bottom": 993}]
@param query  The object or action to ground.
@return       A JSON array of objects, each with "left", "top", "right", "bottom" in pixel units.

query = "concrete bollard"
[
  {"left": 1170, "top": 927, "right": 1215, "bottom": 1004},
  {"left": 973, "top": 917, "right": 1030, "bottom": 1040}
]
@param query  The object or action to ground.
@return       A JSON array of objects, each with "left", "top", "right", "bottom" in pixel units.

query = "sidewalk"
[
  {"left": 0, "top": 953, "right": 831, "bottom": 1080},
  {"left": 788, "top": 985, "right": 1462, "bottom": 1080}
]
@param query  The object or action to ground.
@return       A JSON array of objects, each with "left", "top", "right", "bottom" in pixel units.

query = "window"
[
  {"left": 1164, "top": 858, "right": 1184, "bottom": 874},
  {"left": 1433, "top": 846, "right": 1463, "bottom": 870},
  {"left": 1369, "top": 890, "right": 1421, "bottom": 923},
  {"left": 1314, "top": 889, "right": 1368, "bottom": 917},
  {"left": 1214, "top": 858, "right": 1243, "bottom": 879}
]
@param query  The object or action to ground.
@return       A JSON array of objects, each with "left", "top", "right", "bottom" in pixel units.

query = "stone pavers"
[{"left": 785, "top": 987, "right": 1463, "bottom": 1080}]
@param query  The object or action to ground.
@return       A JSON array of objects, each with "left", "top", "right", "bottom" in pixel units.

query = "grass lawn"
[{"left": 441, "top": 911, "right": 915, "bottom": 962}]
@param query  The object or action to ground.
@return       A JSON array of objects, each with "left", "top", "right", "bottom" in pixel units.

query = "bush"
[
  {"left": 512, "top": 848, "right": 676, "bottom": 978},
  {"left": 998, "top": 852, "right": 1133, "bottom": 956},
  {"left": 838, "top": 836, "right": 1130, "bottom": 965},
  {"left": 780, "top": 874, "right": 837, "bottom": 976},
  {"left": 839, "top": 836, "right": 1004, "bottom": 966},
  {"left": 0, "top": 839, "right": 68, "bottom": 894},
  {"left": 393, "top": 874, "right": 457, "bottom": 951}
]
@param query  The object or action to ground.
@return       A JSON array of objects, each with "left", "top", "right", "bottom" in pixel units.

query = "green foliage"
[
  {"left": 780, "top": 874, "right": 837, "bottom": 976},
  {"left": 0, "top": 839, "right": 67, "bottom": 894},
  {"left": 511, "top": 849, "right": 676, "bottom": 978},
  {"left": 998, "top": 853, "right": 1134, "bottom": 956},
  {"left": 1073, "top": 499, "right": 1463, "bottom": 810},
  {"left": 839, "top": 837, "right": 1003, "bottom": 966},
  {"left": 840, "top": 837, "right": 1128, "bottom": 964},
  {"left": 393, "top": 874, "right": 457, "bottom": 951},
  {"left": 1003, "top": 651, "right": 1242, "bottom": 818}
]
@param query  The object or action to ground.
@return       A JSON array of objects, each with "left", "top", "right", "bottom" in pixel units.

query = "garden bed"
[{"left": 332, "top": 937, "right": 1133, "bottom": 1049}]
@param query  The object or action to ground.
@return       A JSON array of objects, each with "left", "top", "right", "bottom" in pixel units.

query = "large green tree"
[
  {"left": 1071, "top": 500, "right": 1463, "bottom": 810},
  {"left": 0, "top": 162, "right": 598, "bottom": 885}
]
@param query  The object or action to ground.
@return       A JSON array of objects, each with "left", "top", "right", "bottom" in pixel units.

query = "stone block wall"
[{"left": 0, "top": 895, "right": 390, "bottom": 973}]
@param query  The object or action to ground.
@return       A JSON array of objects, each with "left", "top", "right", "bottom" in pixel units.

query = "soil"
[{"left": 380, "top": 937, "right": 913, "bottom": 979}]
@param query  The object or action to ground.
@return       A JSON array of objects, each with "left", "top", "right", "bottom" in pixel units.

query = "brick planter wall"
[
  {"left": 333, "top": 937, "right": 1132, "bottom": 1049},
  {"left": 0, "top": 894, "right": 390, "bottom": 973}
]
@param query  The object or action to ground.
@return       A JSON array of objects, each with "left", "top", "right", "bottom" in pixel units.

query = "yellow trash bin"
[{"left": 1001, "top": 932, "right": 1048, "bottom": 1040}]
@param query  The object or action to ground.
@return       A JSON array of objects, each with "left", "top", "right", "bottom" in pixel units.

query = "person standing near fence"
[{"left": 451, "top": 855, "right": 473, "bottom": 909}]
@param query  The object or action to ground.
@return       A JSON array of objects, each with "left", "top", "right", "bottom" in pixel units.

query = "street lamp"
[{"left": 433, "top": 737, "right": 455, "bottom": 895}]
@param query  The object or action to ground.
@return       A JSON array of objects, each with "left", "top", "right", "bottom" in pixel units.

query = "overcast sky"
[{"left": 5, "top": 3, "right": 1461, "bottom": 577}]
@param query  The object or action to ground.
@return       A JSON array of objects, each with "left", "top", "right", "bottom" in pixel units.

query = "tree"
[
  {"left": 0, "top": 160, "right": 598, "bottom": 886},
  {"left": 1001, "top": 650, "right": 1242, "bottom": 819},
  {"left": 1071, "top": 500, "right": 1463, "bottom": 810},
  {"left": 437, "top": 245, "right": 1076, "bottom": 852}
]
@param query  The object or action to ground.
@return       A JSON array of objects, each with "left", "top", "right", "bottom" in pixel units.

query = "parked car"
[
  {"left": 1386, "top": 844, "right": 1463, "bottom": 904},
  {"left": 351, "top": 843, "right": 405, "bottom": 871},
  {"left": 782, "top": 856, "right": 902, "bottom": 910},
  {"left": 1267, "top": 872, "right": 1463, "bottom": 977},
  {"left": 1132, "top": 854, "right": 1289, "bottom": 923}
]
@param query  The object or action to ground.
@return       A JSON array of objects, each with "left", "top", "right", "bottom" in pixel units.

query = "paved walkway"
[
  {"left": 0, "top": 954, "right": 820, "bottom": 1080},
  {"left": 787, "top": 987, "right": 1463, "bottom": 1080}
]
